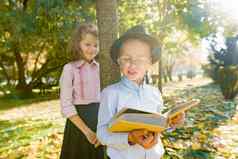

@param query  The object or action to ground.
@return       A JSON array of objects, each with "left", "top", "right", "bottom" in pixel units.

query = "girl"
[
  {"left": 97, "top": 25, "right": 184, "bottom": 159},
  {"left": 60, "top": 23, "right": 104, "bottom": 159}
]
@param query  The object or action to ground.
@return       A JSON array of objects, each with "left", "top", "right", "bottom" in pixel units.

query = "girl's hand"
[
  {"left": 169, "top": 112, "right": 185, "bottom": 128},
  {"left": 85, "top": 129, "right": 101, "bottom": 147},
  {"left": 68, "top": 115, "right": 101, "bottom": 147}
]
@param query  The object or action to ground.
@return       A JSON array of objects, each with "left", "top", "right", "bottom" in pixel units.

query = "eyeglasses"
[{"left": 117, "top": 56, "right": 152, "bottom": 67}]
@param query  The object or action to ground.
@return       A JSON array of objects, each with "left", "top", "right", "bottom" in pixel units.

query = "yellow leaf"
[{"left": 191, "top": 143, "right": 201, "bottom": 150}]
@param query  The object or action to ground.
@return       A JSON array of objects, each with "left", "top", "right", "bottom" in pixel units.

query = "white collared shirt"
[{"left": 97, "top": 76, "right": 165, "bottom": 159}]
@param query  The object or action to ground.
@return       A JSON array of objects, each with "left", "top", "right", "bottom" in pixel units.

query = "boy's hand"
[
  {"left": 128, "top": 129, "right": 148, "bottom": 145},
  {"left": 141, "top": 132, "right": 158, "bottom": 149},
  {"left": 169, "top": 112, "right": 185, "bottom": 128},
  {"left": 128, "top": 130, "right": 159, "bottom": 149}
]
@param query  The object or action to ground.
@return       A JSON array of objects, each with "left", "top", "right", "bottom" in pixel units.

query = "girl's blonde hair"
[{"left": 68, "top": 23, "right": 98, "bottom": 61}]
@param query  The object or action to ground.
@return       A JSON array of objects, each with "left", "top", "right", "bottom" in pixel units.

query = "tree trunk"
[
  {"left": 159, "top": 60, "right": 163, "bottom": 91},
  {"left": 96, "top": 0, "right": 120, "bottom": 89},
  {"left": 163, "top": 74, "right": 168, "bottom": 83},
  {"left": 13, "top": 46, "right": 31, "bottom": 93},
  {"left": 167, "top": 67, "right": 173, "bottom": 81},
  {"left": 0, "top": 58, "right": 10, "bottom": 85}
]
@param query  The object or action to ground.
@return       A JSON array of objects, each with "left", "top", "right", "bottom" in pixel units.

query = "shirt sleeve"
[
  {"left": 96, "top": 87, "right": 131, "bottom": 150},
  {"left": 156, "top": 89, "right": 164, "bottom": 113},
  {"left": 59, "top": 64, "right": 78, "bottom": 118}
]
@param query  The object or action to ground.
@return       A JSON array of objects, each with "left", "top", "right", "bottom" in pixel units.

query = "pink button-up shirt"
[{"left": 60, "top": 60, "right": 100, "bottom": 118}]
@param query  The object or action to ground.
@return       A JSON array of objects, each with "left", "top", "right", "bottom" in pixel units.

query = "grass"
[
  {"left": 162, "top": 82, "right": 238, "bottom": 159},
  {"left": 0, "top": 118, "right": 63, "bottom": 159}
]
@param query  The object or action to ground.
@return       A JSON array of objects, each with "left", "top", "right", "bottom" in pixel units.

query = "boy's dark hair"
[{"left": 110, "top": 25, "right": 161, "bottom": 64}]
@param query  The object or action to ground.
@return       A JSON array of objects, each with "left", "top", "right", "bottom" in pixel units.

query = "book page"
[
  {"left": 114, "top": 107, "right": 159, "bottom": 119},
  {"left": 109, "top": 113, "right": 168, "bottom": 132},
  {"left": 165, "top": 99, "right": 200, "bottom": 119},
  {"left": 120, "top": 113, "right": 167, "bottom": 127}
]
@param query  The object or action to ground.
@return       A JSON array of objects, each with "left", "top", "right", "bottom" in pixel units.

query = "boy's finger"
[
  {"left": 145, "top": 134, "right": 158, "bottom": 148},
  {"left": 143, "top": 135, "right": 154, "bottom": 144}
]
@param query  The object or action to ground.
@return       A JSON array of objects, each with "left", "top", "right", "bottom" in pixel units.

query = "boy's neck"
[{"left": 132, "top": 78, "right": 144, "bottom": 86}]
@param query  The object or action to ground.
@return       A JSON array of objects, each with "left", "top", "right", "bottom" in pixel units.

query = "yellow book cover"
[{"left": 108, "top": 99, "right": 200, "bottom": 133}]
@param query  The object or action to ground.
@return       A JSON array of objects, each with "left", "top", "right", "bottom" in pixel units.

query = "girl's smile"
[{"left": 79, "top": 33, "right": 98, "bottom": 62}]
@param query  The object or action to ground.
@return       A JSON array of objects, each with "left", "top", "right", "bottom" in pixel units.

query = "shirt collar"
[
  {"left": 120, "top": 76, "right": 145, "bottom": 91},
  {"left": 73, "top": 59, "right": 99, "bottom": 69}
]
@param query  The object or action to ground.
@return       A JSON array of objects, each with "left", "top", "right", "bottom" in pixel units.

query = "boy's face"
[
  {"left": 79, "top": 33, "right": 98, "bottom": 62},
  {"left": 118, "top": 39, "right": 152, "bottom": 84}
]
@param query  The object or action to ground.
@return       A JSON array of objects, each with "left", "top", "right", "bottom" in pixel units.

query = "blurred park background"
[{"left": 0, "top": 0, "right": 238, "bottom": 158}]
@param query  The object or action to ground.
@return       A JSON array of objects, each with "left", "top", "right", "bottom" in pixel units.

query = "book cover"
[{"left": 108, "top": 99, "right": 200, "bottom": 133}]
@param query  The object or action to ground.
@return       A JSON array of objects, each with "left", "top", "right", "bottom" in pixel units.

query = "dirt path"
[
  {"left": 163, "top": 77, "right": 213, "bottom": 95},
  {"left": 0, "top": 100, "right": 64, "bottom": 125},
  {"left": 0, "top": 77, "right": 212, "bottom": 121}
]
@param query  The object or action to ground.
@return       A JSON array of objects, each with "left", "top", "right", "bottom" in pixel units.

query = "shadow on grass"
[{"left": 0, "top": 92, "right": 59, "bottom": 112}]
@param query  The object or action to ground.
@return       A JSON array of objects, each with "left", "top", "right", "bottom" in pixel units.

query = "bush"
[
  {"left": 217, "top": 66, "right": 238, "bottom": 100},
  {"left": 205, "top": 35, "right": 238, "bottom": 100}
]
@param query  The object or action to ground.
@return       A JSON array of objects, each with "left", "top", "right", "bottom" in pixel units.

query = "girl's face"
[
  {"left": 79, "top": 33, "right": 98, "bottom": 62},
  {"left": 117, "top": 39, "right": 152, "bottom": 85}
]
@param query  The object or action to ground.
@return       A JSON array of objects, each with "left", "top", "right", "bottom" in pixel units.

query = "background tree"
[
  {"left": 0, "top": 0, "right": 96, "bottom": 97},
  {"left": 96, "top": 0, "right": 120, "bottom": 89},
  {"left": 0, "top": 0, "right": 230, "bottom": 97},
  {"left": 117, "top": 0, "right": 217, "bottom": 91},
  {"left": 204, "top": 34, "right": 238, "bottom": 100}
]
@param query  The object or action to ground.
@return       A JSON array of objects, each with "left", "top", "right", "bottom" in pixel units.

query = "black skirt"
[{"left": 60, "top": 103, "right": 105, "bottom": 159}]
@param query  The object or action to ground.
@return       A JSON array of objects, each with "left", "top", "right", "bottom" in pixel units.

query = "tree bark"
[
  {"left": 23, "top": 0, "right": 29, "bottom": 10},
  {"left": 13, "top": 45, "right": 31, "bottom": 92},
  {"left": 0, "top": 57, "right": 11, "bottom": 85},
  {"left": 96, "top": 0, "right": 120, "bottom": 89}
]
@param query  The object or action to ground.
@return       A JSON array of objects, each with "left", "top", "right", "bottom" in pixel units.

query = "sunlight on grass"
[
  {"left": 0, "top": 118, "right": 63, "bottom": 159},
  {"left": 0, "top": 78, "right": 237, "bottom": 159}
]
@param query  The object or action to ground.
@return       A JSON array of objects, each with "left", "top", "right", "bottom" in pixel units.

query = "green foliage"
[
  {"left": 0, "top": 0, "right": 96, "bottom": 96},
  {"left": 180, "top": 0, "right": 211, "bottom": 38},
  {"left": 118, "top": 0, "right": 217, "bottom": 87},
  {"left": 183, "top": 149, "right": 214, "bottom": 159}
]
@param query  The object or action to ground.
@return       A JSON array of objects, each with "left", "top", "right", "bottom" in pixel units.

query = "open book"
[{"left": 108, "top": 99, "right": 200, "bottom": 133}]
